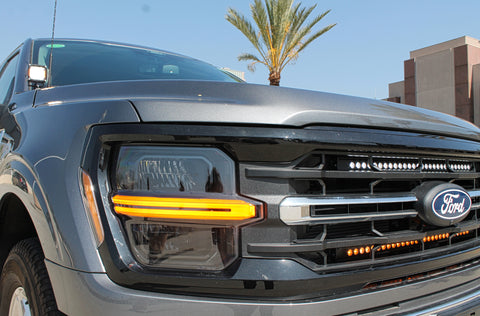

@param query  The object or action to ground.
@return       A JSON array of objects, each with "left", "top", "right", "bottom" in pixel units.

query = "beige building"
[
  {"left": 388, "top": 36, "right": 480, "bottom": 124},
  {"left": 220, "top": 68, "right": 246, "bottom": 81}
]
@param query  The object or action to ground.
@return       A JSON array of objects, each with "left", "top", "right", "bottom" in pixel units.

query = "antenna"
[{"left": 48, "top": 0, "right": 58, "bottom": 85}]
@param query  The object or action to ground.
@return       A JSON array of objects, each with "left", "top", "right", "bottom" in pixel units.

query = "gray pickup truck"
[{"left": 1, "top": 38, "right": 480, "bottom": 315}]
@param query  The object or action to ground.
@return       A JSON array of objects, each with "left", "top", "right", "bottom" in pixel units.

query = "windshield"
[{"left": 32, "top": 40, "right": 241, "bottom": 87}]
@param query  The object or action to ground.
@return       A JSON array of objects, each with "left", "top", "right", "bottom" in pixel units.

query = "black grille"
[
  {"left": 244, "top": 150, "right": 480, "bottom": 273},
  {"left": 246, "top": 152, "right": 480, "bottom": 193},
  {"left": 293, "top": 211, "right": 479, "bottom": 267}
]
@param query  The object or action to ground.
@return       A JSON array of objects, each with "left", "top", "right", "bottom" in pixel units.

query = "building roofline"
[{"left": 410, "top": 36, "right": 480, "bottom": 59}]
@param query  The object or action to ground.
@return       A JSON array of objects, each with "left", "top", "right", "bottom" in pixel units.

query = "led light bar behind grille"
[
  {"left": 345, "top": 232, "right": 471, "bottom": 258},
  {"left": 337, "top": 155, "right": 477, "bottom": 173}
]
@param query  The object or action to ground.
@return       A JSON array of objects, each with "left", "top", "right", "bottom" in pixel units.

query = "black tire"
[{"left": 0, "top": 238, "right": 62, "bottom": 316}]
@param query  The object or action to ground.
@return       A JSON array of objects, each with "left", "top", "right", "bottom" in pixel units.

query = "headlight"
[{"left": 111, "top": 146, "right": 263, "bottom": 270}]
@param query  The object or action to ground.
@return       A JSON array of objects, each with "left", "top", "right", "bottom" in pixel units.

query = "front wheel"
[{"left": 0, "top": 238, "right": 62, "bottom": 316}]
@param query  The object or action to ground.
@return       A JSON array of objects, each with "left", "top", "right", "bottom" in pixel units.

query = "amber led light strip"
[
  {"left": 346, "top": 232, "right": 472, "bottom": 257},
  {"left": 112, "top": 194, "right": 257, "bottom": 220}
]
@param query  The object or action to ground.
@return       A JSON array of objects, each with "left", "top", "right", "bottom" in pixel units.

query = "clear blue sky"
[{"left": 2, "top": 0, "right": 480, "bottom": 99}]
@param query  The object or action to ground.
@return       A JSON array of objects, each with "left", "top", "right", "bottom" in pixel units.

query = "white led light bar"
[{"left": 346, "top": 156, "right": 476, "bottom": 173}]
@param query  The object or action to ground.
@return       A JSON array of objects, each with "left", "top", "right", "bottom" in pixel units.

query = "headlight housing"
[{"left": 111, "top": 146, "right": 263, "bottom": 270}]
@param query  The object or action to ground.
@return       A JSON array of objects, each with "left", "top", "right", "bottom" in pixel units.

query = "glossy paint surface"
[{"left": 2, "top": 38, "right": 480, "bottom": 315}]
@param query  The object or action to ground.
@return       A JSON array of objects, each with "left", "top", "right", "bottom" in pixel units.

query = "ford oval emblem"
[
  {"left": 432, "top": 189, "right": 471, "bottom": 220},
  {"left": 413, "top": 181, "right": 472, "bottom": 227}
]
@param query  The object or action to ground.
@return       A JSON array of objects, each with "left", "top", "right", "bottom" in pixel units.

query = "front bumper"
[{"left": 46, "top": 259, "right": 480, "bottom": 316}]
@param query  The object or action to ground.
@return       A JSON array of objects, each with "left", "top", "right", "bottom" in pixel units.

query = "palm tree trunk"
[{"left": 269, "top": 71, "right": 281, "bottom": 86}]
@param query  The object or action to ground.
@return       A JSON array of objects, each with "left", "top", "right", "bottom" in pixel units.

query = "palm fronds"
[{"left": 226, "top": 0, "right": 335, "bottom": 85}]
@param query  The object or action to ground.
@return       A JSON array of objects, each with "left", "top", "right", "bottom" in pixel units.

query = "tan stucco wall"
[
  {"left": 468, "top": 45, "right": 480, "bottom": 106},
  {"left": 415, "top": 49, "right": 455, "bottom": 115},
  {"left": 410, "top": 36, "right": 480, "bottom": 59},
  {"left": 473, "top": 64, "right": 480, "bottom": 125},
  {"left": 388, "top": 81, "right": 404, "bottom": 102}
]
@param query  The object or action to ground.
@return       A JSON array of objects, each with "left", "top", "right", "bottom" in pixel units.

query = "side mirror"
[{"left": 28, "top": 65, "right": 48, "bottom": 88}]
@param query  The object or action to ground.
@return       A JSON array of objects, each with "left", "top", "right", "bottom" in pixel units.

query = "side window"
[{"left": 0, "top": 54, "right": 19, "bottom": 105}]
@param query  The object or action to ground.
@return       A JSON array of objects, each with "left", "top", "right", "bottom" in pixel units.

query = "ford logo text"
[{"left": 432, "top": 189, "right": 472, "bottom": 220}]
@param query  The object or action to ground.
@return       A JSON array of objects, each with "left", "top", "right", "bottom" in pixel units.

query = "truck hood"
[{"left": 34, "top": 80, "right": 480, "bottom": 141}]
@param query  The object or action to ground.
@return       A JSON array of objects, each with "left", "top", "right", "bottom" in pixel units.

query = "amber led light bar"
[
  {"left": 112, "top": 194, "right": 258, "bottom": 220},
  {"left": 346, "top": 232, "right": 472, "bottom": 257}
]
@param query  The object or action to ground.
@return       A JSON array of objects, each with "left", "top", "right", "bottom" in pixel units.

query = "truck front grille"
[{"left": 243, "top": 151, "right": 480, "bottom": 273}]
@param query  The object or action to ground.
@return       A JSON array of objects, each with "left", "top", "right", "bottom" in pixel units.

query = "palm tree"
[{"left": 226, "top": 0, "right": 336, "bottom": 86}]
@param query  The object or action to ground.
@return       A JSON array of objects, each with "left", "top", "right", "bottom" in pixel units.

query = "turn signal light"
[
  {"left": 81, "top": 170, "right": 105, "bottom": 246},
  {"left": 112, "top": 194, "right": 258, "bottom": 221}
]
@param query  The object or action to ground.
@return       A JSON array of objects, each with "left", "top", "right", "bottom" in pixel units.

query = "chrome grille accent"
[{"left": 280, "top": 194, "right": 418, "bottom": 225}]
